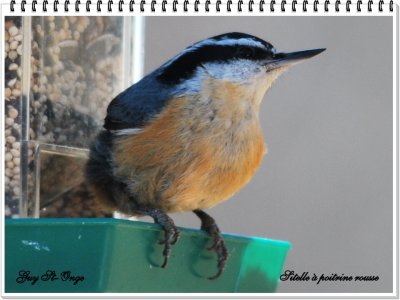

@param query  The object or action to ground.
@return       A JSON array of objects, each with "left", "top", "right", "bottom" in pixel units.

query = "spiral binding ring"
[
  {"left": 8, "top": 0, "right": 396, "bottom": 13},
  {"left": 238, "top": 0, "right": 243, "bottom": 11},
  {"left": 346, "top": 0, "right": 351, "bottom": 11},
  {"left": 314, "top": 0, "right": 318, "bottom": 11},
  {"left": 368, "top": 0, "right": 372, "bottom": 11},
  {"left": 378, "top": 0, "right": 383, "bottom": 10},
  {"left": 260, "top": 0, "right": 265, "bottom": 11},
  {"left": 270, "top": 0, "right": 275, "bottom": 11},
  {"left": 249, "top": 0, "right": 254, "bottom": 11},
  {"left": 303, "top": 0, "right": 308, "bottom": 11},
  {"left": 215, "top": 0, "right": 220, "bottom": 11},
  {"left": 335, "top": 0, "right": 340, "bottom": 11},
  {"left": 205, "top": 0, "right": 210, "bottom": 11}
]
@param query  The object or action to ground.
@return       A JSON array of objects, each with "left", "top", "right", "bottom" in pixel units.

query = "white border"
[
  {"left": 1, "top": 1, "right": 398, "bottom": 299},
  {"left": 1, "top": 3, "right": 6, "bottom": 299},
  {"left": 0, "top": 1, "right": 396, "bottom": 15},
  {"left": 393, "top": 3, "right": 399, "bottom": 299}
]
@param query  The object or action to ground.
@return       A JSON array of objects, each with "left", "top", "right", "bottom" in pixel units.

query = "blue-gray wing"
[{"left": 104, "top": 74, "right": 173, "bottom": 131}]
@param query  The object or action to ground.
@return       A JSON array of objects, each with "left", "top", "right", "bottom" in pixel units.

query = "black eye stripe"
[
  {"left": 157, "top": 44, "right": 274, "bottom": 85},
  {"left": 236, "top": 46, "right": 272, "bottom": 60}
]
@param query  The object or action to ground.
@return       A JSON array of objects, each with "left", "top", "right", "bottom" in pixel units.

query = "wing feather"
[{"left": 103, "top": 73, "right": 174, "bottom": 131}]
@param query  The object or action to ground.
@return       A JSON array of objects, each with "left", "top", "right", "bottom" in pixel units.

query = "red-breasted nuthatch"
[{"left": 86, "top": 32, "right": 325, "bottom": 279}]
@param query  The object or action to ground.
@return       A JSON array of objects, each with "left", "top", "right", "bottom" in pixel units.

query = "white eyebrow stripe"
[
  {"left": 196, "top": 37, "right": 266, "bottom": 49},
  {"left": 163, "top": 37, "right": 268, "bottom": 69}
]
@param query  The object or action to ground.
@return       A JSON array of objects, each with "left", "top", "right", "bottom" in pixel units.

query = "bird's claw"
[
  {"left": 193, "top": 209, "right": 229, "bottom": 280},
  {"left": 158, "top": 228, "right": 180, "bottom": 245},
  {"left": 207, "top": 238, "right": 220, "bottom": 251},
  {"left": 158, "top": 225, "right": 180, "bottom": 268},
  {"left": 206, "top": 229, "right": 228, "bottom": 279},
  {"left": 137, "top": 207, "right": 180, "bottom": 269}
]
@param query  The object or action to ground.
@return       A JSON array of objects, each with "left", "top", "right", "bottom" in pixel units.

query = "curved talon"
[
  {"left": 134, "top": 206, "right": 179, "bottom": 269},
  {"left": 161, "top": 247, "right": 170, "bottom": 268},
  {"left": 208, "top": 267, "right": 224, "bottom": 280},
  {"left": 171, "top": 231, "right": 180, "bottom": 245},
  {"left": 193, "top": 209, "right": 229, "bottom": 280},
  {"left": 158, "top": 228, "right": 180, "bottom": 245},
  {"left": 207, "top": 239, "right": 220, "bottom": 251},
  {"left": 158, "top": 237, "right": 168, "bottom": 245},
  {"left": 207, "top": 239, "right": 228, "bottom": 279},
  {"left": 158, "top": 227, "right": 180, "bottom": 267},
  {"left": 161, "top": 259, "right": 168, "bottom": 268}
]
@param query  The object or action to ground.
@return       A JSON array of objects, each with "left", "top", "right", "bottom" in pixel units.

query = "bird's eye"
[{"left": 237, "top": 47, "right": 255, "bottom": 59}]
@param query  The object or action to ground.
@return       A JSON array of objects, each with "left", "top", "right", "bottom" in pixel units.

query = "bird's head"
[{"left": 156, "top": 32, "right": 325, "bottom": 103}]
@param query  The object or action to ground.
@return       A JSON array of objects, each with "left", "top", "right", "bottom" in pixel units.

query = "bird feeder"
[{"left": 5, "top": 218, "right": 291, "bottom": 292}]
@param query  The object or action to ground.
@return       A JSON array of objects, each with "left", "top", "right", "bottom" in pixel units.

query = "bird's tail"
[{"left": 38, "top": 131, "right": 115, "bottom": 218}]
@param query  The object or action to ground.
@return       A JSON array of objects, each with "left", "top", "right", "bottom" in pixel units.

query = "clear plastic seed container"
[{"left": 4, "top": 16, "right": 144, "bottom": 218}]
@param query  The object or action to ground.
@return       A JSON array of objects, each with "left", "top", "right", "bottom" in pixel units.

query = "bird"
[{"left": 85, "top": 32, "right": 325, "bottom": 279}]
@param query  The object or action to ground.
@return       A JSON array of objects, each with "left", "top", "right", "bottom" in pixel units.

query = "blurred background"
[{"left": 4, "top": 16, "right": 393, "bottom": 292}]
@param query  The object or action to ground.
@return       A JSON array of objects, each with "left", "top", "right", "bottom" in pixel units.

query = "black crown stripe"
[{"left": 157, "top": 43, "right": 274, "bottom": 84}]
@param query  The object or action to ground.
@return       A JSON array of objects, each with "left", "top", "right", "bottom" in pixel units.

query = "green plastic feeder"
[{"left": 5, "top": 218, "right": 290, "bottom": 293}]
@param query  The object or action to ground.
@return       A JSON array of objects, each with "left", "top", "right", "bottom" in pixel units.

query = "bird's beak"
[{"left": 264, "top": 48, "right": 326, "bottom": 69}]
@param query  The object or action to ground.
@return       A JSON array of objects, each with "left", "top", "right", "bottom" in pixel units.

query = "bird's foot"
[
  {"left": 206, "top": 230, "right": 228, "bottom": 280},
  {"left": 136, "top": 206, "right": 180, "bottom": 268},
  {"left": 193, "top": 209, "right": 228, "bottom": 280},
  {"left": 158, "top": 222, "right": 180, "bottom": 268}
]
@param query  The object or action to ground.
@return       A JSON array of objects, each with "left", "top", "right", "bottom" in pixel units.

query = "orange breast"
[
  {"left": 113, "top": 79, "right": 266, "bottom": 213},
  {"left": 170, "top": 125, "right": 266, "bottom": 211}
]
